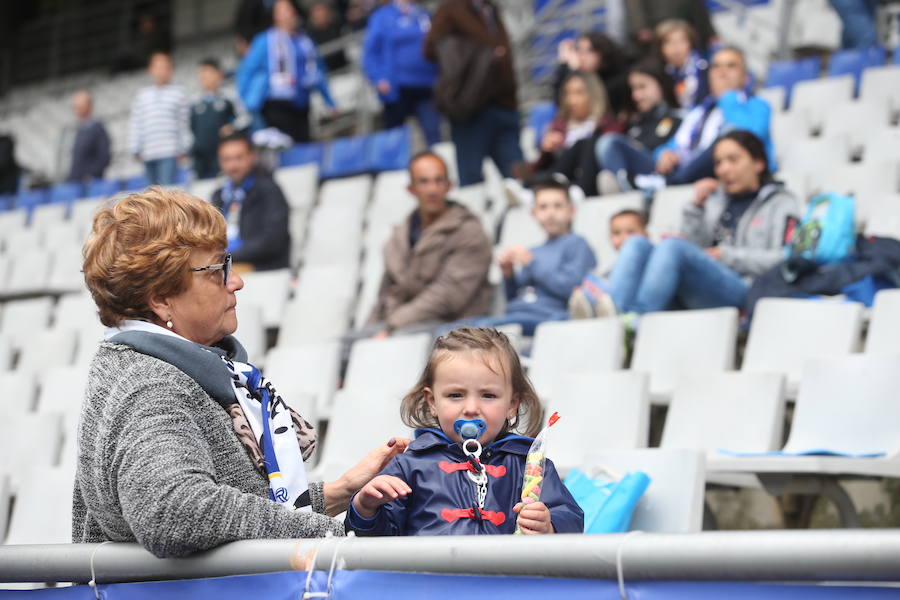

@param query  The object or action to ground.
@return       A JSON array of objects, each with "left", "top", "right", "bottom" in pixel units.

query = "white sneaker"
[
  {"left": 597, "top": 170, "right": 621, "bottom": 195},
  {"left": 634, "top": 173, "right": 667, "bottom": 192}
]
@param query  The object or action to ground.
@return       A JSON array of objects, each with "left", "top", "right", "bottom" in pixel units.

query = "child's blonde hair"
[{"left": 400, "top": 327, "right": 543, "bottom": 438}]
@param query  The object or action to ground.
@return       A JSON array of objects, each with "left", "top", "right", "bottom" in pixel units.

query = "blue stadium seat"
[
  {"left": 15, "top": 189, "right": 48, "bottom": 212},
  {"left": 321, "top": 135, "right": 371, "bottom": 179},
  {"left": 828, "top": 46, "right": 886, "bottom": 93},
  {"left": 528, "top": 102, "right": 557, "bottom": 146},
  {"left": 280, "top": 142, "right": 324, "bottom": 168},
  {"left": 87, "top": 178, "right": 119, "bottom": 198},
  {"left": 176, "top": 168, "right": 191, "bottom": 184},
  {"left": 894, "top": 47, "right": 900, "bottom": 65},
  {"left": 49, "top": 182, "right": 84, "bottom": 204},
  {"left": 121, "top": 174, "right": 149, "bottom": 191},
  {"left": 765, "top": 57, "right": 821, "bottom": 105},
  {"left": 366, "top": 126, "right": 411, "bottom": 173},
  {"left": 0, "top": 194, "right": 14, "bottom": 211}
]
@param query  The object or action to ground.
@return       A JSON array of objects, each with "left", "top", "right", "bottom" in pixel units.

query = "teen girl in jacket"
[
  {"left": 590, "top": 129, "right": 800, "bottom": 318},
  {"left": 345, "top": 327, "right": 583, "bottom": 536}
]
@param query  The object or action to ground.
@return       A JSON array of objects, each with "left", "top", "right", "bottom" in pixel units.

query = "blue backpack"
[{"left": 785, "top": 193, "right": 856, "bottom": 264}]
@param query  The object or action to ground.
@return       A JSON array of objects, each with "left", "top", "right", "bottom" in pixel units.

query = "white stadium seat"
[
  {"left": 573, "top": 192, "right": 644, "bottom": 275},
  {"left": 864, "top": 289, "right": 900, "bottom": 355},
  {"left": 264, "top": 341, "right": 341, "bottom": 421},
  {"left": 344, "top": 332, "right": 431, "bottom": 395},
  {"left": 647, "top": 184, "right": 694, "bottom": 242},
  {"left": 631, "top": 308, "right": 739, "bottom": 404},
  {"left": 790, "top": 75, "right": 855, "bottom": 130},
  {"left": 0, "top": 412, "right": 63, "bottom": 492},
  {"left": 498, "top": 206, "right": 545, "bottom": 249},
  {"left": 4, "top": 465, "right": 76, "bottom": 545}
]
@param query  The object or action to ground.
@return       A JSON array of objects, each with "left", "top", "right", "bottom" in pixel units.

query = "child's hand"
[
  {"left": 513, "top": 501, "right": 555, "bottom": 534},
  {"left": 352, "top": 475, "right": 411, "bottom": 519}
]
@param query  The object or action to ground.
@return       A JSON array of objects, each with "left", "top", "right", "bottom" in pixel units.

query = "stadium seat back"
[
  {"left": 4, "top": 465, "right": 75, "bottom": 544},
  {"left": 17, "top": 328, "right": 77, "bottom": 374},
  {"left": 786, "top": 354, "right": 900, "bottom": 456},
  {"left": 828, "top": 46, "right": 887, "bottom": 92},
  {"left": 498, "top": 206, "right": 546, "bottom": 249},
  {"left": 239, "top": 268, "right": 292, "bottom": 328},
  {"left": 742, "top": 298, "right": 864, "bottom": 393},
  {"left": 367, "top": 126, "right": 411, "bottom": 173},
  {"left": 313, "top": 388, "right": 410, "bottom": 481},
  {"left": 189, "top": 177, "right": 221, "bottom": 203},
  {"left": 790, "top": 75, "right": 854, "bottom": 129},
  {"left": 275, "top": 163, "right": 320, "bottom": 211},
  {"left": 264, "top": 341, "right": 341, "bottom": 420},
  {"left": 631, "top": 308, "right": 739, "bottom": 404},
  {"left": 548, "top": 371, "right": 650, "bottom": 473},
  {"left": 647, "top": 184, "right": 694, "bottom": 242},
  {"left": 233, "top": 301, "right": 266, "bottom": 363},
  {"left": 344, "top": 332, "right": 431, "bottom": 394},
  {"left": 765, "top": 56, "right": 821, "bottom": 104},
  {"left": 37, "top": 366, "right": 88, "bottom": 417},
  {"left": 322, "top": 135, "right": 370, "bottom": 179},
  {"left": 0, "top": 297, "right": 54, "bottom": 344},
  {"left": 580, "top": 448, "right": 706, "bottom": 533},
  {"left": 279, "top": 142, "right": 324, "bottom": 168},
  {"left": 279, "top": 294, "right": 354, "bottom": 346},
  {"left": 0, "top": 412, "right": 63, "bottom": 492},
  {"left": 87, "top": 179, "right": 119, "bottom": 198},
  {"left": 529, "top": 318, "right": 624, "bottom": 400},
  {"left": 662, "top": 372, "right": 785, "bottom": 456}
]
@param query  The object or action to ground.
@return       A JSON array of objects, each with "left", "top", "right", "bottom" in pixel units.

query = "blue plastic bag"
[
  {"left": 785, "top": 193, "right": 856, "bottom": 264},
  {"left": 564, "top": 468, "right": 651, "bottom": 533}
]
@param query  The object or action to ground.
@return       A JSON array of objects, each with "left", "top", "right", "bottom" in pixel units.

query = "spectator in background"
[
  {"left": 569, "top": 208, "right": 648, "bottom": 318},
  {"left": 0, "top": 135, "right": 19, "bottom": 195},
  {"left": 828, "top": 0, "right": 879, "bottom": 49},
  {"left": 346, "top": 151, "right": 492, "bottom": 352},
  {"left": 596, "top": 47, "right": 772, "bottom": 192},
  {"left": 308, "top": 1, "right": 349, "bottom": 72},
  {"left": 590, "top": 130, "right": 799, "bottom": 318},
  {"left": 555, "top": 33, "right": 629, "bottom": 117},
  {"left": 211, "top": 132, "right": 291, "bottom": 271},
  {"left": 595, "top": 60, "right": 681, "bottom": 194},
  {"left": 191, "top": 59, "right": 237, "bottom": 180},
  {"left": 363, "top": 0, "right": 441, "bottom": 146},
  {"left": 128, "top": 51, "right": 190, "bottom": 186},
  {"left": 425, "top": 0, "right": 523, "bottom": 186},
  {"left": 68, "top": 90, "right": 111, "bottom": 184},
  {"left": 238, "top": 0, "right": 336, "bottom": 142},
  {"left": 530, "top": 72, "right": 623, "bottom": 197},
  {"left": 656, "top": 19, "right": 708, "bottom": 111},
  {"left": 626, "top": 0, "right": 717, "bottom": 53},
  {"left": 439, "top": 175, "right": 596, "bottom": 336}
]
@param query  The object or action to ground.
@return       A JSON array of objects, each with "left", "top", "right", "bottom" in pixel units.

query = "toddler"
[{"left": 345, "top": 327, "right": 583, "bottom": 535}]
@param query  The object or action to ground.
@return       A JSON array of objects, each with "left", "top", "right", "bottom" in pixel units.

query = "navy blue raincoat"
[{"left": 345, "top": 428, "right": 584, "bottom": 536}]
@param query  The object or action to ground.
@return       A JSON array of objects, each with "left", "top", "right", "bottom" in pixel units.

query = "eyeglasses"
[{"left": 190, "top": 253, "right": 232, "bottom": 286}]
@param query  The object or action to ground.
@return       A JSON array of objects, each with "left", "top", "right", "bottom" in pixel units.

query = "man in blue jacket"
[
  {"left": 363, "top": 0, "right": 441, "bottom": 146},
  {"left": 68, "top": 90, "right": 111, "bottom": 184},
  {"left": 597, "top": 46, "right": 775, "bottom": 192}
]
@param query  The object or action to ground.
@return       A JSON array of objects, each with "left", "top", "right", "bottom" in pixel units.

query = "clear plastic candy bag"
[{"left": 514, "top": 411, "right": 560, "bottom": 534}]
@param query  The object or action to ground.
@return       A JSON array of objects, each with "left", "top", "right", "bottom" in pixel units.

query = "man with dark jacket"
[
  {"left": 211, "top": 132, "right": 291, "bottom": 271},
  {"left": 424, "top": 0, "right": 523, "bottom": 186},
  {"left": 68, "top": 90, "right": 111, "bottom": 183}
]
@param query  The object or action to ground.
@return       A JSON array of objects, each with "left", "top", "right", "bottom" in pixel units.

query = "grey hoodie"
[{"left": 681, "top": 182, "right": 801, "bottom": 278}]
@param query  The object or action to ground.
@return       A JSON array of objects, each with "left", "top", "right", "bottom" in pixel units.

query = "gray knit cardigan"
[{"left": 72, "top": 342, "right": 345, "bottom": 558}]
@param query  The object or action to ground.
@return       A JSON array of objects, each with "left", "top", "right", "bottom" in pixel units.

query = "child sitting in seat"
[
  {"left": 345, "top": 327, "right": 583, "bottom": 536},
  {"left": 569, "top": 208, "right": 648, "bottom": 319},
  {"left": 438, "top": 175, "right": 597, "bottom": 337}
]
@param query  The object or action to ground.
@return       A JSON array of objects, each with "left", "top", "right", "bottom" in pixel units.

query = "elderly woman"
[{"left": 73, "top": 187, "right": 405, "bottom": 557}]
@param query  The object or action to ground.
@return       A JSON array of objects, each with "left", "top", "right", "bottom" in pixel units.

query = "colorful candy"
[{"left": 514, "top": 412, "right": 560, "bottom": 534}]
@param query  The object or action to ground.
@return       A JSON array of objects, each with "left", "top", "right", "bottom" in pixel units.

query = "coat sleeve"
[
  {"left": 423, "top": 1, "right": 452, "bottom": 62},
  {"left": 113, "top": 378, "right": 343, "bottom": 558},
  {"left": 521, "top": 237, "right": 597, "bottom": 303},
  {"left": 719, "top": 192, "right": 800, "bottom": 277},
  {"left": 680, "top": 201, "right": 715, "bottom": 248},
  {"left": 344, "top": 457, "right": 410, "bottom": 536},
  {"left": 386, "top": 221, "right": 492, "bottom": 329},
  {"left": 541, "top": 459, "right": 584, "bottom": 534},
  {"left": 362, "top": 10, "right": 388, "bottom": 87},
  {"left": 237, "top": 34, "right": 268, "bottom": 112},
  {"left": 231, "top": 180, "right": 291, "bottom": 265}
]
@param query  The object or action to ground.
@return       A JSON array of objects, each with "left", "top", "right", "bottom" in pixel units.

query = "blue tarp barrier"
[{"left": 3, "top": 570, "right": 898, "bottom": 599}]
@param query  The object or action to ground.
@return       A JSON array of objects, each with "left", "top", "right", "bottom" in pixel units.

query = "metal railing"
[{"left": 2, "top": 530, "right": 900, "bottom": 585}]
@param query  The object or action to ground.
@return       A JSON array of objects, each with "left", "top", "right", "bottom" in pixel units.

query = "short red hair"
[{"left": 82, "top": 187, "right": 227, "bottom": 327}]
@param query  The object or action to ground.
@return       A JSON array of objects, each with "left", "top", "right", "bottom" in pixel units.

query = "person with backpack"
[{"left": 587, "top": 129, "right": 800, "bottom": 319}]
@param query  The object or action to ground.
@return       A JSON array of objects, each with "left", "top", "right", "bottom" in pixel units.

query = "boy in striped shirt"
[{"left": 129, "top": 52, "right": 190, "bottom": 186}]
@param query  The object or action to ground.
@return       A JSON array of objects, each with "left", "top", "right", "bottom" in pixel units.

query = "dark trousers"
[
  {"left": 547, "top": 135, "right": 601, "bottom": 196},
  {"left": 450, "top": 105, "right": 523, "bottom": 186},
  {"left": 383, "top": 87, "right": 442, "bottom": 146},
  {"left": 263, "top": 100, "right": 311, "bottom": 143}
]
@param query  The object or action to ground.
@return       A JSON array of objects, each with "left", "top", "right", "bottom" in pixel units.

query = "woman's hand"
[
  {"left": 655, "top": 150, "right": 680, "bottom": 175},
  {"left": 513, "top": 501, "right": 555, "bottom": 534},
  {"left": 323, "top": 438, "right": 409, "bottom": 516},
  {"left": 540, "top": 130, "right": 564, "bottom": 153},
  {"left": 693, "top": 177, "right": 719, "bottom": 206},
  {"left": 352, "top": 475, "right": 412, "bottom": 519}
]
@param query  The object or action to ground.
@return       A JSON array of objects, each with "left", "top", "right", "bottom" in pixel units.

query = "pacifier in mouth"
[{"left": 453, "top": 418, "right": 486, "bottom": 440}]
